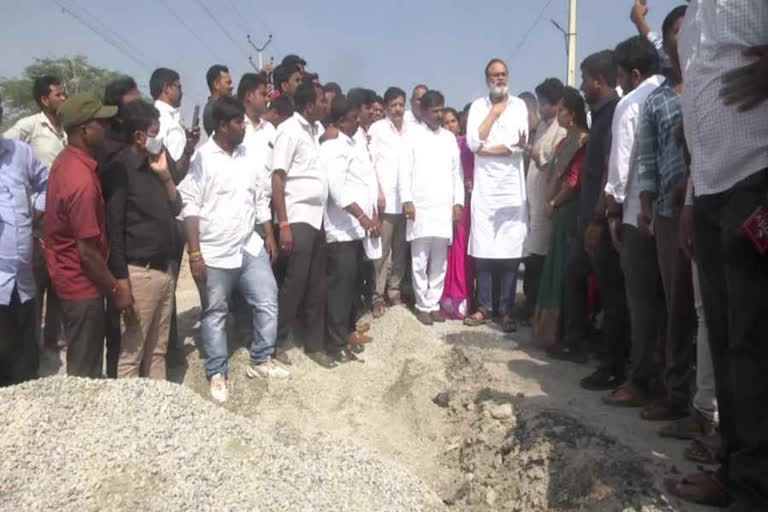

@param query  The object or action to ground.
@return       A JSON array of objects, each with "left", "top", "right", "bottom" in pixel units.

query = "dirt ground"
[{"left": 40, "top": 261, "right": 710, "bottom": 511}]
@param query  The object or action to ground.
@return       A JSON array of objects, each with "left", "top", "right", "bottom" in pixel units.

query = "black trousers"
[
  {"left": 693, "top": 169, "right": 768, "bottom": 508},
  {"left": 523, "top": 253, "right": 545, "bottom": 319},
  {"left": 621, "top": 225, "right": 666, "bottom": 393},
  {"left": 563, "top": 223, "right": 630, "bottom": 374},
  {"left": 277, "top": 223, "right": 327, "bottom": 353},
  {"left": 0, "top": 288, "right": 37, "bottom": 386},
  {"left": 326, "top": 240, "right": 361, "bottom": 352},
  {"left": 61, "top": 298, "right": 105, "bottom": 378}
]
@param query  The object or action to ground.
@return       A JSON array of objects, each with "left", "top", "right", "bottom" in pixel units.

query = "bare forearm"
[
  {"left": 271, "top": 171, "right": 288, "bottom": 223},
  {"left": 478, "top": 112, "right": 499, "bottom": 141},
  {"left": 344, "top": 202, "right": 366, "bottom": 222},
  {"left": 184, "top": 217, "right": 201, "bottom": 252},
  {"left": 77, "top": 243, "right": 117, "bottom": 296}
]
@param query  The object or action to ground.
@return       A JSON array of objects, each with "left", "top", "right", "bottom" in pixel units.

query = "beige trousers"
[{"left": 117, "top": 265, "right": 173, "bottom": 379}]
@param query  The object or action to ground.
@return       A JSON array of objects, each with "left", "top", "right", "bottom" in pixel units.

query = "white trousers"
[
  {"left": 411, "top": 237, "right": 449, "bottom": 313},
  {"left": 692, "top": 262, "right": 718, "bottom": 423}
]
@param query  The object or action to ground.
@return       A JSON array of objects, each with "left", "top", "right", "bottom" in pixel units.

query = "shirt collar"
[
  {"left": 155, "top": 99, "right": 180, "bottom": 118},
  {"left": 67, "top": 144, "right": 99, "bottom": 173},
  {"left": 589, "top": 91, "right": 619, "bottom": 114},
  {"left": 245, "top": 115, "right": 266, "bottom": 132},
  {"left": 207, "top": 137, "right": 246, "bottom": 158}
]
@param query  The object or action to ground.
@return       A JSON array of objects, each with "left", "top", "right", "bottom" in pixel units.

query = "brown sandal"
[
  {"left": 684, "top": 436, "right": 721, "bottom": 465},
  {"left": 658, "top": 411, "right": 711, "bottom": 440},
  {"left": 664, "top": 470, "right": 730, "bottom": 507},
  {"left": 463, "top": 309, "right": 490, "bottom": 327}
]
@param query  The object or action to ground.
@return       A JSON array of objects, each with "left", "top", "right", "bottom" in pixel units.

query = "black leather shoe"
[
  {"left": 415, "top": 310, "right": 433, "bottom": 326},
  {"left": 331, "top": 348, "right": 361, "bottom": 364},
  {"left": 546, "top": 344, "right": 589, "bottom": 364},
  {"left": 306, "top": 351, "right": 338, "bottom": 369},
  {"left": 580, "top": 367, "right": 625, "bottom": 391}
]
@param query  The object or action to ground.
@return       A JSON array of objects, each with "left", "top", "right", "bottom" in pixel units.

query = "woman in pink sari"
[{"left": 440, "top": 107, "right": 474, "bottom": 319}]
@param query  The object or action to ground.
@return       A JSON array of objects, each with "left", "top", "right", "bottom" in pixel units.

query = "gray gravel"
[{"left": 0, "top": 376, "right": 444, "bottom": 512}]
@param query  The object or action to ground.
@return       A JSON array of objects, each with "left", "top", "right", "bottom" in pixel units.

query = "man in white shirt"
[
  {"left": 369, "top": 87, "right": 409, "bottom": 315},
  {"left": 178, "top": 96, "right": 287, "bottom": 404},
  {"left": 149, "top": 67, "right": 202, "bottom": 364},
  {"left": 601, "top": 37, "right": 665, "bottom": 409},
  {"left": 271, "top": 81, "right": 332, "bottom": 368},
  {"left": 403, "top": 84, "right": 427, "bottom": 125},
  {"left": 322, "top": 96, "right": 381, "bottom": 363},
  {"left": 464, "top": 59, "right": 529, "bottom": 332},
  {"left": 666, "top": 1, "right": 768, "bottom": 509},
  {"left": 3, "top": 76, "right": 67, "bottom": 353},
  {"left": 400, "top": 90, "right": 464, "bottom": 326}
]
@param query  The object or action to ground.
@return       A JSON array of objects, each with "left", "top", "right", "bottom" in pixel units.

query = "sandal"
[
  {"left": 658, "top": 410, "right": 711, "bottom": 440},
  {"left": 500, "top": 314, "right": 518, "bottom": 333},
  {"left": 463, "top": 309, "right": 490, "bottom": 327},
  {"left": 664, "top": 470, "right": 730, "bottom": 507},
  {"left": 684, "top": 436, "right": 721, "bottom": 465}
]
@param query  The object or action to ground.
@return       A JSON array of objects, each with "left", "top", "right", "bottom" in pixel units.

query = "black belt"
[{"left": 127, "top": 258, "right": 169, "bottom": 272}]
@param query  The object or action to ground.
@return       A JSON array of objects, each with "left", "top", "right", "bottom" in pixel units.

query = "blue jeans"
[
  {"left": 197, "top": 250, "right": 278, "bottom": 378},
  {"left": 475, "top": 258, "right": 520, "bottom": 315}
]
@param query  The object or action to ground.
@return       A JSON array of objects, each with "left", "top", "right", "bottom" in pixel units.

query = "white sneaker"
[
  {"left": 209, "top": 373, "right": 228, "bottom": 403},
  {"left": 246, "top": 357, "right": 290, "bottom": 380}
]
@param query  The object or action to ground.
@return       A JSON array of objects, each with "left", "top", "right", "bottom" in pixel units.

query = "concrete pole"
[{"left": 567, "top": 0, "right": 578, "bottom": 86}]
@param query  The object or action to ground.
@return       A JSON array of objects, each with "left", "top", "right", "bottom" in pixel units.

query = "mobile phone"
[{"left": 192, "top": 105, "right": 200, "bottom": 129}]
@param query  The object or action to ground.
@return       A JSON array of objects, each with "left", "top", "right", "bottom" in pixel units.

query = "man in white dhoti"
[
  {"left": 399, "top": 90, "right": 464, "bottom": 326},
  {"left": 464, "top": 58, "right": 530, "bottom": 332}
]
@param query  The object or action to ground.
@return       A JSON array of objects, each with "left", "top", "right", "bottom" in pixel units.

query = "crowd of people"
[{"left": 0, "top": 0, "right": 766, "bottom": 509}]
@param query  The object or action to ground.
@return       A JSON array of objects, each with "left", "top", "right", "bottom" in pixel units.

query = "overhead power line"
[
  {"left": 509, "top": 0, "right": 557, "bottom": 62},
  {"left": 51, "top": 0, "right": 152, "bottom": 71},
  {"left": 68, "top": 0, "right": 155, "bottom": 67},
  {"left": 192, "top": 0, "right": 250, "bottom": 58},
  {"left": 159, "top": 0, "right": 226, "bottom": 61}
]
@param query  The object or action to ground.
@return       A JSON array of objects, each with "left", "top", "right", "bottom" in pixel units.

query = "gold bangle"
[{"left": 188, "top": 250, "right": 202, "bottom": 259}]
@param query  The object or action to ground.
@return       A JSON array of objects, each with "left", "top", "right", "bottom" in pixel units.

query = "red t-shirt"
[{"left": 44, "top": 145, "right": 108, "bottom": 300}]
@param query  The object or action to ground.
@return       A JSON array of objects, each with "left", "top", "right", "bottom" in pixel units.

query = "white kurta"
[
  {"left": 524, "top": 118, "right": 567, "bottom": 256},
  {"left": 466, "top": 95, "right": 530, "bottom": 259},
  {"left": 399, "top": 123, "right": 464, "bottom": 242}
]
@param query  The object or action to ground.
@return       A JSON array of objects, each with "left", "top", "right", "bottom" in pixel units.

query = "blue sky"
[{"left": 2, "top": 0, "right": 684, "bottom": 122}]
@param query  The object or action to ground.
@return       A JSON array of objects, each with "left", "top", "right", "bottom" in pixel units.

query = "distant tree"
[{"left": 0, "top": 56, "right": 124, "bottom": 127}]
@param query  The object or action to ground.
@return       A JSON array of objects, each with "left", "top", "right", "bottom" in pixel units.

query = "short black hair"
[
  {"left": 103, "top": 76, "right": 138, "bottom": 107},
  {"left": 273, "top": 64, "right": 301, "bottom": 91},
  {"left": 560, "top": 86, "right": 588, "bottom": 131},
  {"left": 420, "top": 90, "right": 445, "bottom": 110},
  {"left": 614, "top": 36, "right": 660, "bottom": 77},
  {"left": 149, "top": 68, "right": 180, "bottom": 100},
  {"left": 237, "top": 73, "right": 268, "bottom": 102},
  {"left": 324, "top": 82, "right": 342, "bottom": 96},
  {"left": 268, "top": 95, "right": 294, "bottom": 117},
  {"left": 330, "top": 95, "right": 356, "bottom": 124},
  {"left": 534, "top": 78, "right": 565, "bottom": 105},
  {"left": 384, "top": 87, "right": 406, "bottom": 105},
  {"left": 206, "top": 65, "right": 229, "bottom": 92},
  {"left": 347, "top": 88, "right": 376, "bottom": 109},
  {"left": 374, "top": 95, "right": 384, "bottom": 105},
  {"left": 662, "top": 5, "right": 688, "bottom": 41},
  {"left": 120, "top": 100, "right": 160, "bottom": 140},
  {"left": 281, "top": 54, "right": 307, "bottom": 68},
  {"left": 442, "top": 107, "right": 459, "bottom": 121},
  {"left": 484, "top": 58, "right": 507, "bottom": 77},
  {"left": 580, "top": 50, "right": 617, "bottom": 87},
  {"left": 32, "top": 75, "right": 61, "bottom": 108},
  {"left": 211, "top": 95, "right": 245, "bottom": 127},
  {"left": 518, "top": 91, "right": 537, "bottom": 107},
  {"left": 293, "top": 81, "right": 318, "bottom": 112}
]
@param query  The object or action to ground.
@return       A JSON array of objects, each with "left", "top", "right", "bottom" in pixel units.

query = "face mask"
[{"left": 145, "top": 135, "right": 163, "bottom": 155}]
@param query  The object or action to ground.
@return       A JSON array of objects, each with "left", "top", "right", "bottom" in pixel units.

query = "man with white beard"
[{"left": 464, "top": 58, "right": 530, "bottom": 332}]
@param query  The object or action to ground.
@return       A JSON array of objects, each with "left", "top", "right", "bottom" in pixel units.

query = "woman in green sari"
[{"left": 532, "top": 87, "right": 589, "bottom": 347}]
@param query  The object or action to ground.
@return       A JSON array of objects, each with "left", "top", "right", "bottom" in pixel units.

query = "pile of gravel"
[{"left": 0, "top": 376, "right": 444, "bottom": 512}]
